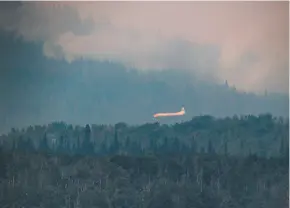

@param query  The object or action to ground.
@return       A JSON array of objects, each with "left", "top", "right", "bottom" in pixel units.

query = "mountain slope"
[{"left": 0, "top": 31, "right": 288, "bottom": 133}]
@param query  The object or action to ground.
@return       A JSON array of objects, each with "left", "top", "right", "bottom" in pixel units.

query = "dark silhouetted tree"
[
  {"left": 39, "top": 133, "right": 49, "bottom": 152},
  {"left": 82, "top": 124, "right": 94, "bottom": 154}
]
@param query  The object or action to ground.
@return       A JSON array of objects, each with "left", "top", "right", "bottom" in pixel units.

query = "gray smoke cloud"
[{"left": 0, "top": 1, "right": 288, "bottom": 94}]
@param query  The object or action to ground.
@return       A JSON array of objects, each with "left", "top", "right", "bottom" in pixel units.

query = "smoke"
[{"left": 0, "top": 1, "right": 288, "bottom": 94}]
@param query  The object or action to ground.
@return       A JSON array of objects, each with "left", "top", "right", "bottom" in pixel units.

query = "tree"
[
  {"left": 82, "top": 124, "right": 94, "bottom": 154},
  {"left": 0, "top": 147, "right": 7, "bottom": 178},
  {"left": 39, "top": 133, "right": 49, "bottom": 152},
  {"left": 57, "top": 135, "right": 65, "bottom": 153},
  {"left": 110, "top": 129, "right": 120, "bottom": 154},
  {"left": 76, "top": 136, "right": 81, "bottom": 153},
  {"left": 84, "top": 124, "right": 91, "bottom": 142},
  {"left": 224, "top": 140, "right": 228, "bottom": 155}
]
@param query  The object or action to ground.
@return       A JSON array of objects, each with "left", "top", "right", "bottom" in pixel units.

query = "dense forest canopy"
[
  {"left": 1, "top": 114, "right": 288, "bottom": 158},
  {"left": 0, "top": 114, "right": 288, "bottom": 208}
]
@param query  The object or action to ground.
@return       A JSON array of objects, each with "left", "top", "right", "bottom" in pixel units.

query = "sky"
[{"left": 0, "top": 1, "right": 288, "bottom": 94}]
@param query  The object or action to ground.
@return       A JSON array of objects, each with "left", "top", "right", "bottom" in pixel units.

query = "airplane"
[{"left": 153, "top": 107, "right": 186, "bottom": 118}]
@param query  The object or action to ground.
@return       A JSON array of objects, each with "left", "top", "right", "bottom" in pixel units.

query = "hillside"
[{"left": 0, "top": 31, "right": 288, "bottom": 133}]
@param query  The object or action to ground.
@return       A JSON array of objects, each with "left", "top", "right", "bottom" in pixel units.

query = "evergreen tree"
[
  {"left": 84, "top": 124, "right": 91, "bottom": 142},
  {"left": 57, "top": 135, "right": 65, "bottom": 153},
  {"left": 124, "top": 136, "right": 131, "bottom": 153},
  {"left": 39, "top": 133, "right": 49, "bottom": 152},
  {"left": 25, "top": 137, "right": 34, "bottom": 152},
  {"left": 76, "top": 136, "right": 81, "bottom": 153},
  {"left": 110, "top": 129, "right": 120, "bottom": 154},
  {"left": 82, "top": 124, "right": 94, "bottom": 154},
  {"left": 100, "top": 140, "right": 108, "bottom": 155},
  {"left": 0, "top": 147, "right": 7, "bottom": 179}
]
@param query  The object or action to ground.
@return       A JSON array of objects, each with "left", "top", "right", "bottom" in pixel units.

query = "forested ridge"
[
  {"left": 1, "top": 39, "right": 288, "bottom": 134},
  {"left": 0, "top": 114, "right": 288, "bottom": 208}
]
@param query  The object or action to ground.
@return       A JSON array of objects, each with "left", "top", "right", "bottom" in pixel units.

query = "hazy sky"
[{"left": 0, "top": 1, "right": 288, "bottom": 94}]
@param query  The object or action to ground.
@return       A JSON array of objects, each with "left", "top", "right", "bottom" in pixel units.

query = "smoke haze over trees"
[
  {"left": 0, "top": 30, "right": 288, "bottom": 134},
  {"left": 0, "top": 2, "right": 288, "bottom": 207}
]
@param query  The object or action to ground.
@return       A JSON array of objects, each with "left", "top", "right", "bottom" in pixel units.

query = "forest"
[{"left": 0, "top": 114, "right": 288, "bottom": 208}]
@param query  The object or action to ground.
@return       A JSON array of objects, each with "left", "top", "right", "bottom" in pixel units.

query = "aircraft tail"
[{"left": 181, "top": 107, "right": 185, "bottom": 113}]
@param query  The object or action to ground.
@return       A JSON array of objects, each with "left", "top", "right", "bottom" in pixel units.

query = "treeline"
[{"left": 0, "top": 114, "right": 289, "bottom": 158}]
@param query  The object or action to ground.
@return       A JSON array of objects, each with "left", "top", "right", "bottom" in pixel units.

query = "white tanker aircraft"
[{"left": 153, "top": 107, "right": 185, "bottom": 118}]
